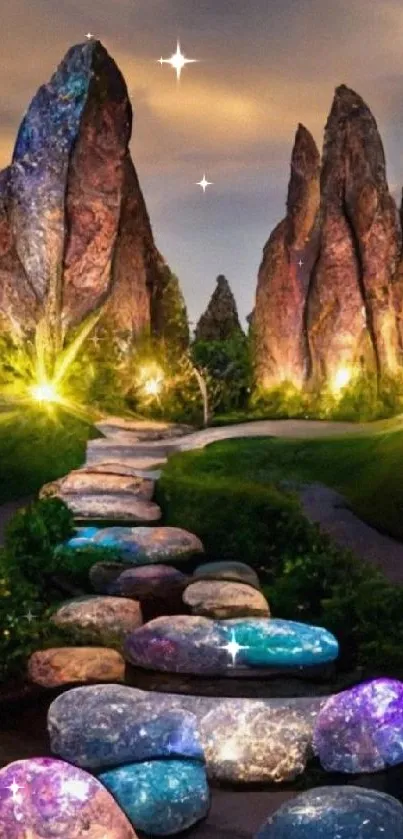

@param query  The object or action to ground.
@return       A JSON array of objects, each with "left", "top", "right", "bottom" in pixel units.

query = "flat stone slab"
[
  {"left": 183, "top": 580, "right": 270, "bottom": 618},
  {"left": 67, "top": 525, "right": 204, "bottom": 564},
  {"left": 192, "top": 560, "right": 261, "bottom": 591},
  {"left": 86, "top": 440, "right": 167, "bottom": 471},
  {"left": 63, "top": 493, "right": 162, "bottom": 523},
  {"left": 111, "top": 565, "right": 188, "bottom": 599},
  {"left": 48, "top": 684, "right": 326, "bottom": 783},
  {"left": 254, "top": 786, "right": 403, "bottom": 838},
  {"left": 27, "top": 647, "right": 125, "bottom": 688},
  {"left": 99, "top": 760, "right": 210, "bottom": 836},
  {"left": 52, "top": 595, "right": 143, "bottom": 647},
  {"left": 124, "top": 616, "right": 339, "bottom": 676},
  {"left": 0, "top": 757, "right": 136, "bottom": 838},
  {"left": 76, "top": 462, "right": 160, "bottom": 479},
  {"left": 40, "top": 471, "right": 155, "bottom": 499},
  {"left": 313, "top": 678, "right": 403, "bottom": 774}
]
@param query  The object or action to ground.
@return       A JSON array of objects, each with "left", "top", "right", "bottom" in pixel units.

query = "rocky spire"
[
  {"left": 307, "top": 85, "right": 401, "bottom": 387},
  {"left": 254, "top": 124, "right": 321, "bottom": 389},
  {"left": 195, "top": 275, "right": 243, "bottom": 342}
]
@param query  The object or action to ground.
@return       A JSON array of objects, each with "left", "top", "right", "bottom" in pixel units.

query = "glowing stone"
[
  {"left": 313, "top": 678, "right": 403, "bottom": 773},
  {"left": 0, "top": 757, "right": 136, "bottom": 838},
  {"left": 98, "top": 760, "right": 209, "bottom": 835},
  {"left": 254, "top": 786, "right": 403, "bottom": 838},
  {"left": 66, "top": 525, "right": 204, "bottom": 565},
  {"left": 48, "top": 685, "right": 203, "bottom": 768},
  {"left": 124, "top": 616, "right": 338, "bottom": 675}
]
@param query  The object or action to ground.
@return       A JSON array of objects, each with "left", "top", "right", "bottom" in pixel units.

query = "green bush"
[
  {"left": 191, "top": 334, "right": 251, "bottom": 415},
  {"left": 5, "top": 497, "right": 75, "bottom": 589}
]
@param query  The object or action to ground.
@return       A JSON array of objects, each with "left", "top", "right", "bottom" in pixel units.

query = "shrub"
[
  {"left": 191, "top": 334, "right": 251, "bottom": 415},
  {"left": 5, "top": 497, "right": 75, "bottom": 589}
]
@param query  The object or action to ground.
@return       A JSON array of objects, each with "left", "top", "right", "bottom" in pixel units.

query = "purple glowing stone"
[
  {"left": 0, "top": 757, "right": 137, "bottom": 838},
  {"left": 313, "top": 678, "right": 403, "bottom": 773}
]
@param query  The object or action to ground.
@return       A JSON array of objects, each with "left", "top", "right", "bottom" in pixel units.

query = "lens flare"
[{"left": 29, "top": 381, "right": 60, "bottom": 404}]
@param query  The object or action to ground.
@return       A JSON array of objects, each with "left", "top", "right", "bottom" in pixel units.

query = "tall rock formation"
[
  {"left": 254, "top": 125, "right": 321, "bottom": 389},
  {"left": 308, "top": 85, "right": 401, "bottom": 387},
  {"left": 195, "top": 275, "right": 243, "bottom": 342},
  {"left": 0, "top": 40, "right": 181, "bottom": 369}
]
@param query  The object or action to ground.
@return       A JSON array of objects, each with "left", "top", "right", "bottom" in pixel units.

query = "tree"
[{"left": 195, "top": 275, "right": 243, "bottom": 342}]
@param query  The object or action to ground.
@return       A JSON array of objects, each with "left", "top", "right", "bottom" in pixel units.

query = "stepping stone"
[
  {"left": 62, "top": 493, "right": 162, "bottom": 523},
  {"left": 183, "top": 580, "right": 270, "bottom": 618},
  {"left": 192, "top": 560, "right": 261, "bottom": 591},
  {"left": 313, "top": 677, "right": 403, "bottom": 773},
  {"left": 67, "top": 525, "right": 204, "bottom": 565},
  {"left": 27, "top": 647, "right": 125, "bottom": 688},
  {"left": 52, "top": 595, "right": 143, "bottom": 647},
  {"left": 199, "top": 700, "right": 313, "bottom": 783},
  {"left": 48, "top": 688, "right": 203, "bottom": 767},
  {"left": 77, "top": 462, "right": 159, "bottom": 478},
  {"left": 111, "top": 565, "right": 188, "bottom": 599},
  {"left": 48, "top": 685, "right": 326, "bottom": 784},
  {"left": 0, "top": 758, "right": 136, "bottom": 838},
  {"left": 40, "top": 471, "right": 155, "bottom": 499},
  {"left": 90, "top": 562, "right": 134, "bottom": 594},
  {"left": 99, "top": 760, "right": 210, "bottom": 836},
  {"left": 86, "top": 440, "right": 168, "bottom": 471},
  {"left": 124, "top": 616, "right": 339, "bottom": 676},
  {"left": 255, "top": 787, "right": 403, "bottom": 838},
  {"left": 96, "top": 417, "right": 192, "bottom": 440}
]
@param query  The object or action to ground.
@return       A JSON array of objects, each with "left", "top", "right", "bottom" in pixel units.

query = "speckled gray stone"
[
  {"left": 52, "top": 595, "right": 142, "bottom": 646},
  {"left": 192, "top": 560, "right": 261, "bottom": 591},
  {"left": 183, "top": 580, "right": 270, "bottom": 618}
]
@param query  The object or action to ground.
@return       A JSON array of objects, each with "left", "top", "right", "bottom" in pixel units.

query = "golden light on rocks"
[{"left": 331, "top": 366, "right": 352, "bottom": 393}]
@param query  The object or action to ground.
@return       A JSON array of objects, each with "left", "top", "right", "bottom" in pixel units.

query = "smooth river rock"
[
  {"left": 183, "top": 580, "right": 269, "bottom": 618},
  {"left": 124, "top": 616, "right": 339, "bottom": 675},
  {"left": 52, "top": 595, "right": 142, "bottom": 647},
  {"left": 27, "top": 647, "right": 125, "bottom": 688},
  {"left": 313, "top": 678, "right": 403, "bottom": 773},
  {"left": 254, "top": 786, "right": 403, "bottom": 838},
  {"left": 192, "top": 560, "right": 261, "bottom": 591},
  {"left": 48, "top": 685, "right": 326, "bottom": 784},
  {"left": 48, "top": 685, "right": 203, "bottom": 767},
  {"left": 40, "top": 471, "right": 155, "bottom": 499},
  {"left": 111, "top": 565, "right": 188, "bottom": 599},
  {"left": 99, "top": 760, "right": 210, "bottom": 836},
  {"left": 0, "top": 757, "right": 136, "bottom": 839},
  {"left": 67, "top": 525, "right": 204, "bottom": 564},
  {"left": 62, "top": 494, "right": 162, "bottom": 523}
]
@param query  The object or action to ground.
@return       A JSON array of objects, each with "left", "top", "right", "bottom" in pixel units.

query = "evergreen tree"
[{"left": 195, "top": 275, "right": 243, "bottom": 342}]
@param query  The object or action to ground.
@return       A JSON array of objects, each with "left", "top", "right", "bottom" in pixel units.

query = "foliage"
[
  {"left": 191, "top": 334, "right": 251, "bottom": 414},
  {"left": 4, "top": 497, "right": 75, "bottom": 589},
  {"left": 195, "top": 275, "right": 243, "bottom": 342},
  {"left": 151, "top": 267, "right": 190, "bottom": 353},
  {"left": 54, "top": 545, "right": 124, "bottom": 589},
  {"left": 158, "top": 439, "right": 403, "bottom": 675}
]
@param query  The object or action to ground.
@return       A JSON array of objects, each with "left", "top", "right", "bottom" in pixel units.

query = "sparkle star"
[
  {"left": 7, "top": 780, "right": 22, "bottom": 800},
  {"left": 86, "top": 33, "right": 93, "bottom": 40},
  {"left": 298, "top": 259, "right": 304, "bottom": 268},
  {"left": 218, "top": 630, "right": 249, "bottom": 666},
  {"left": 196, "top": 174, "right": 213, "bottom": 193},
  {"left": 158, "top": 41, "right": 198, "bottom": 81},
  {"left": 24, "top": 609, "right": 35, "bottom": 622}
]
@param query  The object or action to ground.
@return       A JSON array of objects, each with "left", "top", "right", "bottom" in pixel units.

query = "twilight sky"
[{"left": 2, "top": 0, "right": 403, "bottom": 326}]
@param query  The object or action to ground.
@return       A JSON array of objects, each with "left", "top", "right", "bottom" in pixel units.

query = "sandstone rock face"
[
  {"left": 308, "top": 85, "right": 400, "bottom": 386},
  {"left": 195, "top": 274, "right": 243, "bottom": 341},
  {"left": 254, "top": 125, "right": 321, "bottom": 389},
  {"left": 313, "top": 678, "right": 403, "bottom": 773},
  {"left": 183, "top": 580, "right": 270, "bottom": 618},
  {"left": 52, "top": 595, "right": 143, "bottom": 646},
  {"left": 27, "top": 647, "right": 125, "bottom": 687},
  {"left": 0, "top": 40, "right": 181, "bottom": 355},
  {"left": 255, "top": 88, "right": 403, "bottom": 392},
  {"left": 0, "top": 757, "right": 137, "bottom": 839},
  {"left": 99, "top": 760, "right": 210, "bottom": 836},
  {"left": 255, "top": 787, "right": 403, "bottom": 839},
  {"left": 124, "top": 616, "right": 338, "bottom": 675}
]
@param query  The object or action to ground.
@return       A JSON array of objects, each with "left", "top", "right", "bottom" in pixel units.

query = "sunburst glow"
[
  {"left": 332, "top": 367, "right": 352, "bottom": 393},
  {"left": 29, "top": 381, "right": 60, "bottom": 404}
]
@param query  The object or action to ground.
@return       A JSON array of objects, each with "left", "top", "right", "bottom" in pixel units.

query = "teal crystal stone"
[
  {"left": 226, "top": 619, "right": 339, "bottom": 668},
  {"left": 255, "top": 786, "right": 403, "bottom": 838},
  {"left": 98, "top": 759, "right": 210, "bottom": 835}
]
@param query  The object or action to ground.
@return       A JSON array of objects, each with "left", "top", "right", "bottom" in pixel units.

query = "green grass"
[
  {"left": 161, "top": 417, "right": 403, "bottom": 541},
  {"left": 0, "top": 407, "right": 97, "bottom": 503}
]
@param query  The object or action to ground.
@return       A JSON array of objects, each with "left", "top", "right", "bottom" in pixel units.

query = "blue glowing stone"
[
  {"left": 98, "top": 760, "right": 210, "bottom": 835},
  {"left": 254, "top": 786, "right": 403, "bottom": 838},
  {"left": 313, "top": 678, "right": 403, "bottom": 773},
  {"left": 48, "top": 684, "right": 204, "bottom": 769},
  {"left": 225, "top": 619, "right": 339, "bottom": 668}
]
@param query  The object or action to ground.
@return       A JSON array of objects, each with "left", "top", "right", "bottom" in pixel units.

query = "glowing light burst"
[
  {"left": 218, "top": 630, "right": 249, "bottom": 667},
  {"left": 138, "top": 365, "right": 165, "bottom": 401},
  {"left": 332, "top": 366, "right": 352, "bottom": 393},
  {"left": 196, "top": 174, "right": 213, "bottom": 193},
  {"left": 29, "top": 381, "right": 60, "bottom": 404},
  {"left": 158, "top": 41, "right": 199, "bottom": 81}
]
